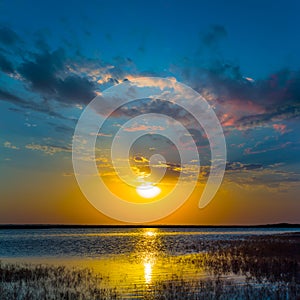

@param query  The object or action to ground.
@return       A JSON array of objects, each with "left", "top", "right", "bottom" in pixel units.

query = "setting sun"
[{"left": 136, "top": 184, "right": 161, "bottom": 198}]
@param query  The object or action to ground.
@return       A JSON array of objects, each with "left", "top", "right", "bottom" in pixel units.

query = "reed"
[{"left": 0, "top": 262, "right": 118, "bottom": 300}]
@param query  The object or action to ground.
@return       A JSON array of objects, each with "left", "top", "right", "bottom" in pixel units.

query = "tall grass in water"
[
  {"left": 0, "top": 262, "right": 118, "bottom": 300},
  {"left": 139, "top": 276, "right": 300, "bottom": 300},
  {"left": 1, "top": 261, "right": 299, "bottom": 300},
  {"left": 204, "top": 235, "right": 300, "bottom": 283}
]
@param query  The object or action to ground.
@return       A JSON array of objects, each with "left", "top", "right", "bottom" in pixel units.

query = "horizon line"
[{"left": 0, "top": 222, "right": 300, "bottom": 229}]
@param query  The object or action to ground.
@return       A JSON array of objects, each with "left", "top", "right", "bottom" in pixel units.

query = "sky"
[{"left": 0, "top": 0, "right": 300, "bottom": 225}]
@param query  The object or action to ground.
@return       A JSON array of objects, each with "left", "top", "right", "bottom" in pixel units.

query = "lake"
[{"left": 0, "top": 227, "right": 299, "bottom": 299}]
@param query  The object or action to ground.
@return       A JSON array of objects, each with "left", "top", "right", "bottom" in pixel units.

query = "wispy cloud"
[
  {"left": 124, "top": 124, "right": 165, "bottom": 132},
  {"left": 244, "top": 141, "right": 292, "bottom": 155},
  {"left": 25, "top": 143, "right": 71, "bottom": 155},
  {"left": 273, "top": 123, "right": 288, "bottom": 134},
  {"left": 225, "top": 162, "right": 300, "bottom": 192},
  {"left": 3, "top": 141, "right": 19, "bottom": 150}
]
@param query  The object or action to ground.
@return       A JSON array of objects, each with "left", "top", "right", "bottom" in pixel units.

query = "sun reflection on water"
[
  {"left": 145, "top": 230, "right": 156, "bottom": 237},
  {"left": 140, "top": 229, "right": 159, "bottom": 284},
  {"left": 143, "top": 259, "right": 153, "bottom": 284}
]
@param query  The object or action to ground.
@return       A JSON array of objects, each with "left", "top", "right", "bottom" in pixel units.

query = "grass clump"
[{"left": 0, "top": 262, "right": 119, "bottom": 300}]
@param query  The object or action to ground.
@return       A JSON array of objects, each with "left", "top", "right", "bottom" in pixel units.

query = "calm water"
[
  {"left": 0, "top": 227, "right": 299, "bottom": 258},
  {"left": 1, "top": 227, "right": 299, "bottom": 297}
]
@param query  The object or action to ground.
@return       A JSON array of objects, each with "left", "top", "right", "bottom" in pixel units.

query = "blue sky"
[{"left": 0, "top": 0, "right": 300, "bottom": 224}]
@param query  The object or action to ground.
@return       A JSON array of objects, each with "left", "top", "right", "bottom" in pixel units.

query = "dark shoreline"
[{"left": 0, "top": 222, "right": 299, "bottom": 229}]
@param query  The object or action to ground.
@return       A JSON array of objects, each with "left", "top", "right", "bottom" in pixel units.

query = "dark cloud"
[
  {"left": 113, "top": 98, "right": 193, "bottom": 126},
  {"left": 18, "top": 49, "right": 97, "bottom": 104},
  {"left": 178, "top": 59, "right": 300, "bottom": 129},
  {"left": 0, "top": 26, "right": 19, "bottom": 46},
  {"left": 237, "top": 104, "right": 299, "bottom": 128},
  {"left": 45, "top": 123, "right": 74, "bottom": 134},
  {"left": 0, "top": 88, "right": 65, "bottom": 119},
  {"left": 0, "top": 53, "right": 14, "bottom": 74},
  {"left": 56, "top": 75, "right": 96, "bottom": 104},
  {"left": 18, "top": 49, "right": 65, "bottom": 94},
  {"left": 134, "top": 156, "right": 149, "bottom": 163},
  {"left": 0, "top": 26, "right": 134, "bottom": 115},
  {"left": 170, "top": 24, "right": 300, "bottom": 130},
  {"left": 235, "top": 70, "right": 300, "bottom": 128},
  {"left": 226, "top": 162, "right": 263, "bottom": 171},
  {"left": 2, "top": 22, "right": 299, "bottom": 134},
  {"left": 0, "top": 89, "right": 25, "bottom": 104},
  {"left": 186, "top": 128, "right": 209, "bottom": 148}
]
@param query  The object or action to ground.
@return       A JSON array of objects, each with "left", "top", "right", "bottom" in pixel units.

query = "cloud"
[
  {"left": 131, "top": 160, "right": 183, "bottom": 182},
  {"left": 273, "top": 123, "right": 287, "bottom": 134},
  {"left": 0, "top": 88, "right": 25, "bottom": 104},
  {"left": 0, "top": 53, "right": 14, "bottom": 74},
  {"left": 18, "top": 49, "right": 97, "bottom": 105},
  {"left": 226, "top": 162, "right": 263, "bottom": 171},
  {"left": 182, "top": 128, "right": 209, "bottom": 148},
  {"left": 56, "top": 75, "right": 96, "bottom": 103},
  {"left": 2, "top": 21, "right": 299, "bottom": 143},
  {"left": 174, "top": 47, "right": 300, "bottom": 131},
  {"left": 161, "top": 162, "right": 182, "bottom": 173},
  {"left": 86, "top": 27, "right": 300, "bottom": 136},
  {"left": 133, "top": 156, "right": 149, "bottom": 163},
  {"left": 52, "top": 124, "right": 74, "bottom": 134},
  {"left": 110, "top": 98, "right": 197, "bottom": 130},
  {"left": 25, "top": 143, "right": 71, "bottom": 155},
  {"left": 18, "top": 48, "right": 65, "bottom": 94},
  {"left": 0, "top": 88, "right": 66, "bottom": 119},
  {"left": 236, "top": 98, "right": 299, "bottom": 129},
  {"left": 244, "top": 141, "right": 292, "bottom": 155},
  {"left": 224, "top": 163, "right": 300, "bottom": 192},
  {"left": 124, "top": 124, "right": 165, "bottom": 132},
  {"left": 0, "top": 27, "right": 139, "bottom": 117},
  {"left": 3, "top": 141, "right": 19, "bottom": 150}
]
